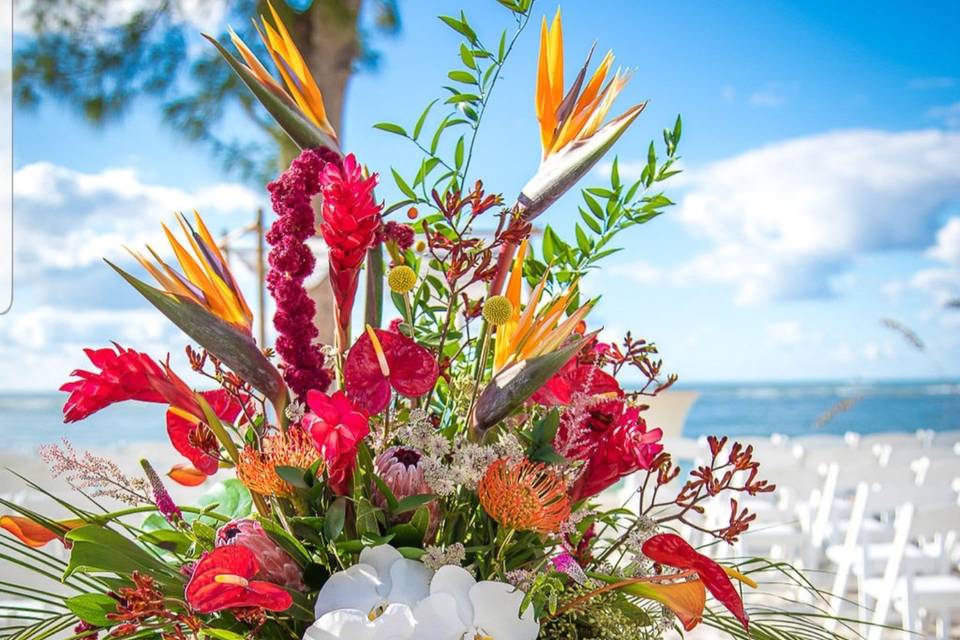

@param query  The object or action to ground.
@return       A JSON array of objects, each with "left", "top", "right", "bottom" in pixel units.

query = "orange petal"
[
  {"left": 0, "top": 515, "right": 82, "bottom": 548},
  {"left": 628, "top": 579, "right": 706, "bottom": 631},
  {"left": 167, "top": 463, "right": 209, "bottom": 487}
]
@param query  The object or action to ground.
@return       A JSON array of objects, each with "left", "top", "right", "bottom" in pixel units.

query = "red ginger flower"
[
  {"left": 532, "top": 359, "right": 620, "bottom": 407},
  {"left": 318, "top": 153, "right": 382, "bottom": 347},
  {"left": 185, "top": 545, "right": 292, "bottom": 614},
  {"left": 642, "top": 533, "right": 750, "bottom": 630},
  {"left": 61, "top": 344, "right": 243, "bottom": 478},
  {"left": 266, "top": 148, "right": 336, "bottom": 400},
  {"left": 60, "top": 344, "right": 195, "bottom": 422},
  {"left": 569, "top": 407, "right": 663, "bottom": 502},
  {"left": 343, "top": 327, "right": 439, "bottom": 415},
  {"left": 302, "top": 390, "right": 370, "bottom": 495}
]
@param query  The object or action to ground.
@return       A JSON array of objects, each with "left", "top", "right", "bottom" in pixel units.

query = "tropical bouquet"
[{"left": 2, "top": 3, "right": 860, "bottom": 640}]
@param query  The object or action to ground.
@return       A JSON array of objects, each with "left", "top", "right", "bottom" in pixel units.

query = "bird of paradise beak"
[
  {"left": 493, "top": 240, "right": 593, "bottom": 373},
  {"left": 126, "top": 212, "right": 253, "bottom": 333}
]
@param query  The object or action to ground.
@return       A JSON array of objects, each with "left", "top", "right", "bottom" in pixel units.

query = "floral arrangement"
[{"left": 1, "top": 3, "right": 856, "bottom": 640}]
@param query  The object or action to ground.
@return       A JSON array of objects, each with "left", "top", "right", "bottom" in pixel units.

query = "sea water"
[{"left": 0, "top": 380, "right": 958, "bottom": 451}]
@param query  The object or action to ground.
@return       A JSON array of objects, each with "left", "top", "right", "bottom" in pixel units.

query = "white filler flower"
[
  {"left": 305, "top": 545, "right": 432, "bottom": 640},
  {"left": 410, "top": 565, "right": 539, "bottom": 640}
]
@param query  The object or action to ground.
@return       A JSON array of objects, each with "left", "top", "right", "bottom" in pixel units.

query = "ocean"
[{"left": 1, "top": 380, "right": 958, "bottom": 451}]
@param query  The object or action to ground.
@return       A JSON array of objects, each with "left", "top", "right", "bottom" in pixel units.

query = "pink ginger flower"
[
  {"left": 215, "top": 519, "right": 305, "bottom": 591},
  {"left": 266, "top": 148, "right": 337, "bottom": 400}
]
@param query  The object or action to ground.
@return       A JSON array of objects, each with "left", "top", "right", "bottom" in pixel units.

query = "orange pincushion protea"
[
  {"left": 236, "top": 428, "right": 321, "bottom": 497},
  {"left": 478, "top": 458, "right": 570, "bottom": 534}
]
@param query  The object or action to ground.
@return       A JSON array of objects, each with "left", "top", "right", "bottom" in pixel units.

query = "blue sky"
[{"left": 6, "top": 0, "right": 960, "bottom": 389}]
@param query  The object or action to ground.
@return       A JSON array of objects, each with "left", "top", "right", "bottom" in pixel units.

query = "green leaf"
[
  {"left": 473, "top": 333, "right": 596, "bottom": 434},
  {"left": 201, "top": 629, "right": 248, "bottom": 640},
  {"left": 413, "top": 100, "right": 437, "bottom": 140},
  {"left": 65, "top": 594, "right": 117, "bottom": 627},
  {"left": 445, "top": 93, "right": 480, "bottom": 105},
  {"left": 373, "top": 122, "right": 407, "bottom": 136},
  {"left": 138, "top": 529, "right": 192, "bottom": 554},
  {"left": 394, "top": 494, "right": 435, "bottom": 516},
  {"left": 196, "top": 479, "right": 253, "bottom": 521},
  {"left": 64, "top": 525, "right": 180, "bottom": 584},
  {"left": 204, "top": 35, "right": 337, "bottom": 153},
  {"left": 530, "top": 409, "right": 560, "bottom": 446},
  {"left": 459, "top": 44, "right": 477, "bottom": 69},
  {"left": 530, "top": 444, "right": 567, "bottom": 465},
  {"left": 448, "top": 70, "right": 476, "bottom": 85},
  {"left": 392, "top": 169, "right": 418, "bottom": 200},
  {"left": 355, "top": 498, "right": 381, "bottom": 536},
  {"left": 580, "top": 208, "right": 603, "bottom": 234},
  {"left": 371, "top": 474, "right": 399, "bottom": 512},
  {"left": 575, "top": 224, "right": 592, "bottom": 254},
  {"left": 106, "top": 261, "right": 285, "bottom": 405},
  {"left": 275, "top": 465, "right": 310, "bottom": 489},
  {"left": 454, "top": 137, "right": 466, "bottom": 168},
  {"left": 439, "top": 14, "right": 477, "bottom": 44},
  {"left": 324, "top": 498, "right": 347, "bottom": 540}
]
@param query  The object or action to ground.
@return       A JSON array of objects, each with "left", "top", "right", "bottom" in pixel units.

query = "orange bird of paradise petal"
[
  {"left": 535, "top": 8, "right": 644, "bottom": 160},
  {"left": 229, "top": 2, "right": 337, "bottom": 142},
  {"left": 492, "top": 239, "right": 593, "bottom": 372},
  {"left": 127, "top": 212, "right": 253, "bottom": 333}
]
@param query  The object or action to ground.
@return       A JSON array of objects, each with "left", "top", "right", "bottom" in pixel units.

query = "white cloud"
[
  {"left": 748, "top": 89, "right": 785, "bottom": 108},
  {"left": 14, "top": 0, "right": 227, "bottom": 35},
  {"left": 671, "top": 129, "right": 960, "bottom": 303},
  {"left": 13, "top": 162, "right": 260, "bottom": 272},
  {"left": 765, "top": 321, "right": 803, "bottom": 346},
  {"left": 927, "top": 217, "right": 960, "bottom": 267},
  {"left": 927, "top": 101, "right": 960, "bottom": 129}
]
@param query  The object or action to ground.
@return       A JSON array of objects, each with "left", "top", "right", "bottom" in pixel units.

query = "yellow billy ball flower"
[
  {"left": 387, "top": 265, "right": 417, "bottom": 293},
  {"left": 482, "top": 295, "right": 514, "bottom": 326}
]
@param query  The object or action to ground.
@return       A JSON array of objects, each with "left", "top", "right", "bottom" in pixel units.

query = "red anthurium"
[
  {"left": 186, "top": 546, "right": 292, "bottom": 613},
  {"left": 166, "top": 389, "right": 244, "bottom": 476},
  {"left": 302, "top": 390, "right": 370, "bottom": 495},
  {"left": 642, "top": 533, "right": 749, "bottom": 630},
  {"left": 343, "top": 327, "right": 439, "bottom": 414},
  {"left": 61, "top": 344, "right": 195, "bottom": 422}
]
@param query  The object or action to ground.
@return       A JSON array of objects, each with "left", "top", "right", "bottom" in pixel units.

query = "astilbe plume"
[
  {"left": 318, "top": 153, "right": 382, "bottom": 347},
  {"left": 266, "top": 148, "right": 338, "bottom": 399}
]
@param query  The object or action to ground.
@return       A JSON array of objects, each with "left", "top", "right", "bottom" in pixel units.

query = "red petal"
[
  {"left": 378, "top": 330, "right": 439, "bottom": 398},
  {"left": 343, "top": 329, "right": 437, "bottom": 414},
  {"left": 186, "top": 546, "right": 292, "bottom": 613},
  {"left": 532, "top": 361, "right": 620, "bottom": 406},
  {"left": 643, "top": 534, "right": 749, "bottom": 629}
]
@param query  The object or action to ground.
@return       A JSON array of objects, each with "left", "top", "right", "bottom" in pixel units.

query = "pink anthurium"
[
  {"left": 185, "top": 546, "right": 292, "bottom": 613},
  {"left": 343, "top": 326, "right": 439, "bottom": 414}
]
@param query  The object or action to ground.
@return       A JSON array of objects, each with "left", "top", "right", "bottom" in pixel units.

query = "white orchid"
[
  {"left": 411, "top": 565, "right": 539, "bottom": 640},
  {"left": 305, "top": 545, "right": 432, "bottom": 640}
]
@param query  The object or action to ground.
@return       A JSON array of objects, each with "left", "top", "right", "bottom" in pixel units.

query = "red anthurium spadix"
[
  {"left": 343, "top": 326, "right": 439, "bottom": 415},
  {"left": 167, "top": 389, "right": 245, "bottom": 476},
  {"left": 186, "top": 545, "right": 292, "bottom": 613},
  {"left": 642, "top": 533, "right": 751, "bottom": 630}
]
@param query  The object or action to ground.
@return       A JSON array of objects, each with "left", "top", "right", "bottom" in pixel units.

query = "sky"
[{"left": 5, "top": 0, "right": 960, "bottom": 390}]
